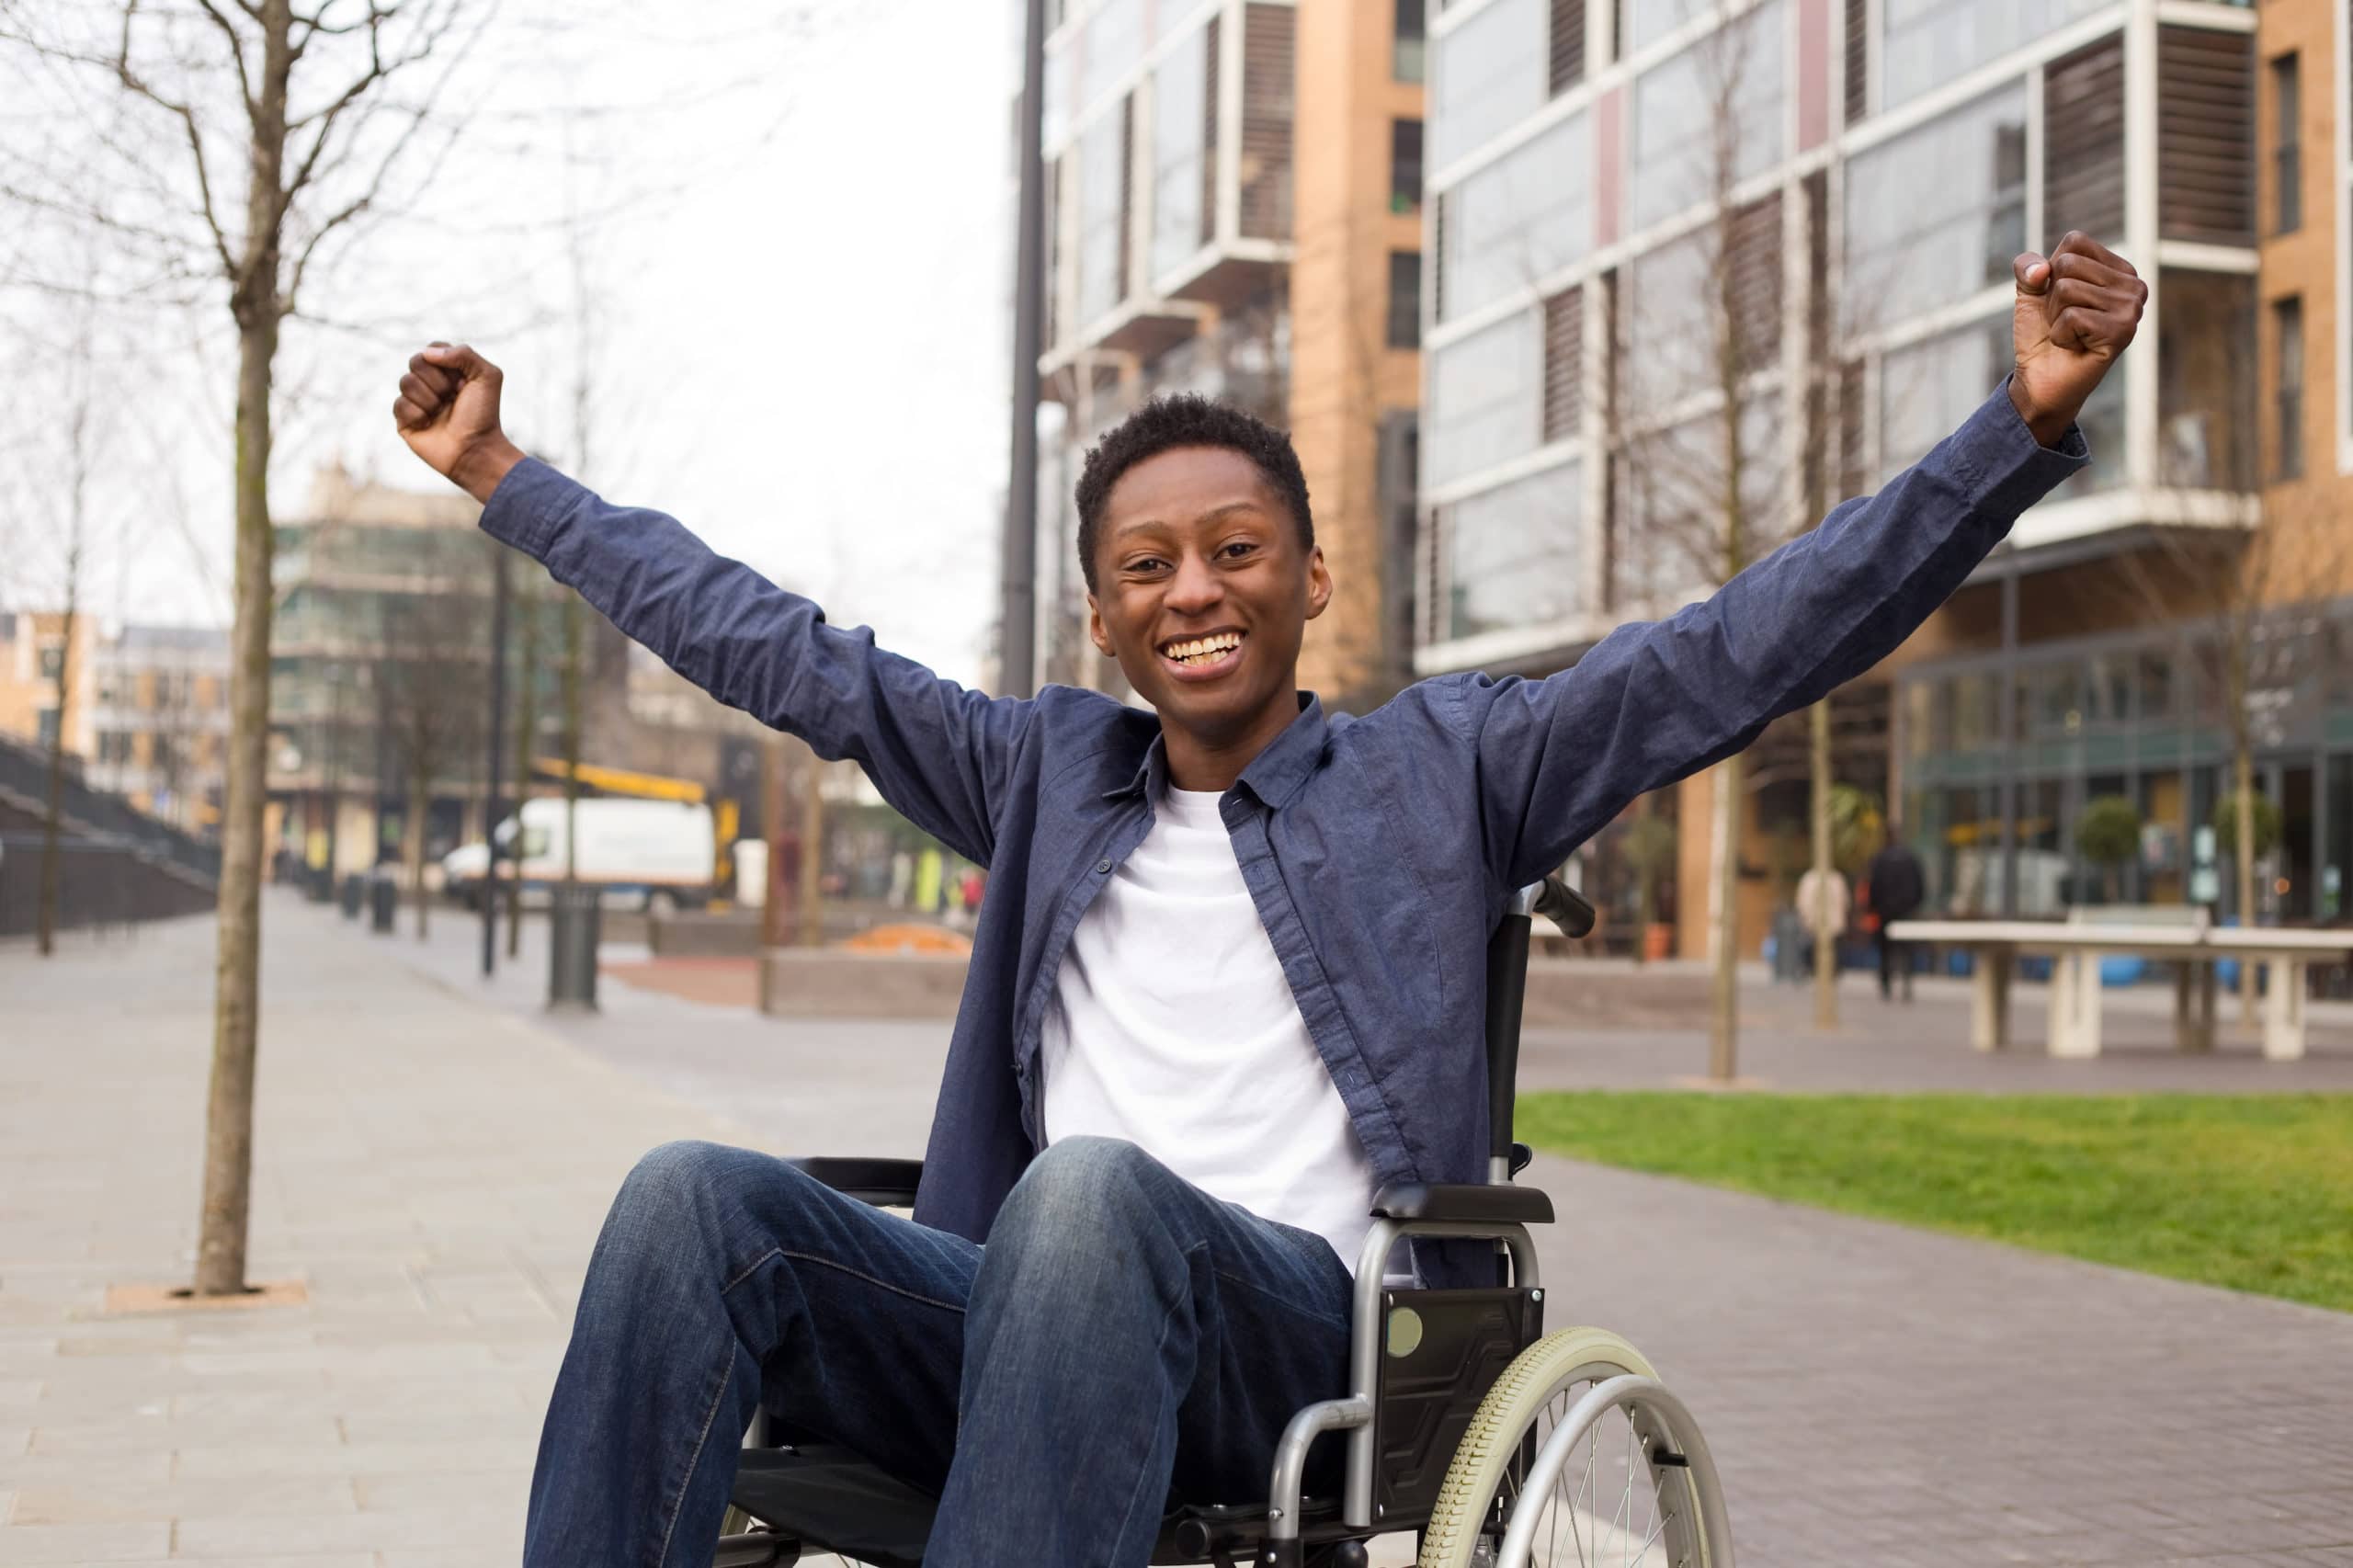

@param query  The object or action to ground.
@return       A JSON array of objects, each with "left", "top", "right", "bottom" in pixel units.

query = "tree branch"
[{"left": 108, "top": 2, "right": 237, "bottom": 279}]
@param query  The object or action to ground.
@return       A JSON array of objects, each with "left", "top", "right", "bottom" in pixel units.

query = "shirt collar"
[{"left": 1103, "top": 692, "right": 1329, "bottom": 810}]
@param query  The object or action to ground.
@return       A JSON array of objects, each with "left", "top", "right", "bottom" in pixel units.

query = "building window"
[
  {"left": 1549, "top": 0, "right": 1585, "bottom": 97},
  {"left": 1394, "top": 0, "right": 1425, "bottom": 83},
  {"left": 1391, "top": 119, "right": 1423, "bottom": 212},
  {"left": 2275, "top": 294, "right": 2305, "bottom": 481},
  {"left": 36, "top": 709, "right": 59, "bottom": 751},
  {"left": 2272, "top": 52, "right": 2301, "bottom": 234},
  {"left": 37, "top": 643, "right": 63, "bottom": 681},
  {"left": 1388, "top": 251, "right": 1423, "bottom": 348}
]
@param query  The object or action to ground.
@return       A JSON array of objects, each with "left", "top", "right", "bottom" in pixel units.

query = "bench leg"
[
  {"left": 2050, "top": 950, "right": 2102, "bottom": 1059},
  {"left": 1971, "top": 950, "right": 2011, "bottom": 1052},
  {"left": 2262, "top": 960, "right": 2307, "bottom": 1062}
]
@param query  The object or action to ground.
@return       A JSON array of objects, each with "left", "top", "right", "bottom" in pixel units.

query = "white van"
[{"left": 443, "top": 797, "right": 716, "bottom": 915}]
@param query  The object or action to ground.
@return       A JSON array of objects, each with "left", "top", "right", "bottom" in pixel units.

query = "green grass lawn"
[{"left": 1516, "top": 1092, "right": 2353, "bottom": 1312}]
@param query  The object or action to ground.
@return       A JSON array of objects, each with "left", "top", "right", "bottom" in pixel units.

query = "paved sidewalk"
[
  {"left": 0, "top": 898, "right": 780, "bottom": 1567},
  {"left": 6, "top": 899, "right": 2353, "bottom": 1565}
]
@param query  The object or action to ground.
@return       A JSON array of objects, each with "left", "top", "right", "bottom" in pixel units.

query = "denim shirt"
[{"left": 481, "top": 382, "right": 2084, "bottom": 1286}]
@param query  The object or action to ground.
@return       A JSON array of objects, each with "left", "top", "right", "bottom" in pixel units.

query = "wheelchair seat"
[{"left": 730, "top": 1444, "right": 1350, "bottom": 1566}]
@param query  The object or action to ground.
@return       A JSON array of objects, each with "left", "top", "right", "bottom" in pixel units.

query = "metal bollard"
[
  {"left": 369, "top": 873, "right": 397, "bottom": 934},
  {"left": 340, "top": 873, "right": 365, "bottom": 919},
  {"left": 548, "top": 881, "right": 601, "bottom": 1011}
]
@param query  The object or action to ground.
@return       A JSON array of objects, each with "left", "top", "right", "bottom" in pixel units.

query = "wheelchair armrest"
[
  {"left": 790, "top": 1156, "right": 923, "bottom": 1208},
  {"left": 1370, "top": 1181, "right": 1553, "bottom": 1225}
]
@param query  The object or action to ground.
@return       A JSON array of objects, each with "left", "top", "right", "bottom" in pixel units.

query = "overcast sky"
[{"left": 3, "top": 0, "right": 1017, "bottom": 689}]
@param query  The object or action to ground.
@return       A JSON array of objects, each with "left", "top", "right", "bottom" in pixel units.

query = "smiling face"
[{"left": 1086, "top": 445, "right": 1331, "bottom": 760}]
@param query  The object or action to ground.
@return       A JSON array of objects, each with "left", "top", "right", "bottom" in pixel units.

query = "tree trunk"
[
  {"left": 35, "top": 603, "right": 74, "bottom": 958},
  {"left": 1708, "top": 753, "right": 1743, "bottom": 1081},
  {"left": 798, "top": 748, "right": 824, "bottom": 947},
  {"left": 1809, "top": 701, "right": 1836, "bottom": 1027},
  {"left": 407, "top": 772, "right": 432, "bottom": 938},
  {"left": 192, "top": 303, "right": 281, "bottom": 1298},
  {"left": 2234, "top": 744, "right": 2256, "bottom": 1027}
]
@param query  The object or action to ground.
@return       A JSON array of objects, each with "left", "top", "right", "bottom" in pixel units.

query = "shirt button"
[{"left": 1095, "top": 858, "right": 1112, "bottom": 875}]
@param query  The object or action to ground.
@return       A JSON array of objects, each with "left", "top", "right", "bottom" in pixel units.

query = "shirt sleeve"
[
  {"left": 480, "top": 459, "right": 1029, "bottom": 866},
  {"left": 1450, "top": 379, "right": 2088, "bottom": 892}
]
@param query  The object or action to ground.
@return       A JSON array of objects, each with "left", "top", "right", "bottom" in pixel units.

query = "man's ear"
[
  {"left": 1303, "top": 545, "right": 1333, "bottom": 622},
  {"left": 1086, "top": 594, "right": 1113, "bottom": 657}
]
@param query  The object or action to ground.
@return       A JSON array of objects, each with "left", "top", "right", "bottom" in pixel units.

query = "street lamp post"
[
  {"left": 482, "top": 551, "right": 509, "bottom": 978},
  {"left": 1000, "top": 0, "right": 1047, "bottom": 699}
]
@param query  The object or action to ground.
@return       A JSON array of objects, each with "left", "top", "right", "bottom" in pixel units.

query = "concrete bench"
[{"left": 1886, "top": 913, "right": 2353, "bottom": 1062}]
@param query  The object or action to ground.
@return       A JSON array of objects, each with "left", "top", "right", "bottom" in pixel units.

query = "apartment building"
[
  {"left": 90, "top": 626, "right": 232, "bottom": 835},
  {"left": 1026, "top": 0, "right": 1430, "bottom": 705},
  {"left": 1422, "top": 0, "right": 2269, "bottom": 952}
]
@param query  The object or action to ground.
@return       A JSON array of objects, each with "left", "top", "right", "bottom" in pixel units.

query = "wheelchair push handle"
[{"left": 1533, "top": 873, "right": 1596, "bottom": 939}]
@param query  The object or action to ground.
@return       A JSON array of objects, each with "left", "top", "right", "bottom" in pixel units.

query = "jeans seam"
[
  {"left": 1210, "top": 1265, "right": 1349, "bottom": 1335},
  {"left": 652, "top": 1341, "right": 735, "bottom": 1568},
  {"left": 747, "top": 1248, "right": 967, "bottom": 1314},
  {"left": 1107, "top": 1238, "right": 1207, "bottom": 1559}
]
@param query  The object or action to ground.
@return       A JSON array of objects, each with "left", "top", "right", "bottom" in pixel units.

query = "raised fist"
[
  {"left": 2008, "top": 233, "right": 2147, "bottom": 449},
  {"left": 393, "top": 343, "right": 524, "bottom": 503}
]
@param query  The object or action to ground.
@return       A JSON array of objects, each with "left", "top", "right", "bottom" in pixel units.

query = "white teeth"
[{"left": 1165, "top": 634, "right": 1241, "bottom": 663}]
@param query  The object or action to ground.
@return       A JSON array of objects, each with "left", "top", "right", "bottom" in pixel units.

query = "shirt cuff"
[
  {"left": 478, "top": 456, "right": 588, "bottom": 560},
  {"left": 1960, "top": 375, "right": 2093, "bottom": 521}
]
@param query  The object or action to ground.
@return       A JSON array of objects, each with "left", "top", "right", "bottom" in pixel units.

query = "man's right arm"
[{"left": 394, "top": 345, "right": 1029, "bottom": 865}]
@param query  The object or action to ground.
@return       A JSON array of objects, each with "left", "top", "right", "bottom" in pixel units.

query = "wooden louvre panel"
[
  {"left": 1044, "top": 153, "right": 1063, "bottom": 350},
  {"left": 1837, "top": 358, "right": 1867, "bottom": 500},
  {"left": 1239, "top": 4, "right": 1296, "bottom": 240},
  {"left": 1803, "top": 167, "right": 1830, "bottom": 363},
  {"left": 1201, "top": 15, "right": 1222, "bottom": 247},
  {"left": 1431, "top": 190, "right": 1449, "bottom": 321},
  {"left": 1727, "top": 190, "right": 1783, "bottom": 376},
  {"left": 2043, "top": 33, "right": 2126, "bottom": 244},
  {"left": 1420, "top": 503, "right": 1447, "bottom": 648},
  {"left": 1550, "top": 0, "right": 1585, "bottom": 97},
  {"left": 1843, "top": 0, "right": 1867, "bottom": 125},
  {"left": 1543, "top": 287, "right": 1583, "bottom": 444},
  {"left": 2156, "top": 25, "right": 2255, "bottom": 244},
  {"left": 1116, "top": 93, "right": 1135, "bottom": 307}
]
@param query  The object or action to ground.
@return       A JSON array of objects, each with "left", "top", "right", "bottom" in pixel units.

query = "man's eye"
[
  {"left": 1127, "top": 557, "right": 1169, "bottom": 574},
  {"left": 1220, "top": 541, "right": 1256, "bottom": 560}
]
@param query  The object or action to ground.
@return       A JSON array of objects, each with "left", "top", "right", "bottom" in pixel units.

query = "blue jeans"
[{"left": 523, "top": 1135, "right": 1357, "bottom": 1567}]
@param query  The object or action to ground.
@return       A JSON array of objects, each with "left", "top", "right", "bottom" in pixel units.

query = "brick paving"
[{"left": 6, "top": 901, "right": 2352, "bottom": 1564}]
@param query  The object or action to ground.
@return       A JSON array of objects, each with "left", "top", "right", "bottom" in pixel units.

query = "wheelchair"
[{"left": 712, "top": 878, "right": 1733, "bottom": 1568}]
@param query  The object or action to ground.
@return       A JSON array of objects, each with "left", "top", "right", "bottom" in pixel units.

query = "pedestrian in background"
[
  {"left": 1794, "top": 861, "right": 1849, "bottom": 977},
  {"left": 1865, "top": 829, "right": 1927, "bottom": 1001}
]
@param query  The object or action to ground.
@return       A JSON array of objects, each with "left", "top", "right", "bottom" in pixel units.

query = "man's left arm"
[{"left": 1464, "top": 233, "right": 2146, "bottom": 891}]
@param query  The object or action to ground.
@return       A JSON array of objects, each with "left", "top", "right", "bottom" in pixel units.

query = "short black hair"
[{"left": 1074, "top": 393, "right": 1313, "bottom": 593}]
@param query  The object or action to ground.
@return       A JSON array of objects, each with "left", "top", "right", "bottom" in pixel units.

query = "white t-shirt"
[{"left": 1039, "top": 785, "right": 1381, "bottom": 1270}]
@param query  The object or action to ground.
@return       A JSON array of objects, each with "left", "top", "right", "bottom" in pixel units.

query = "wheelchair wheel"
[{"left": 1416, "top": 1327, "right": 1730, "bottom": 1568}]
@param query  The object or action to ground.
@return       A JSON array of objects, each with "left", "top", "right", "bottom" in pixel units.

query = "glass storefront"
[{"left": 1898, "top": 608, "right": 2353, "bottom": 925}]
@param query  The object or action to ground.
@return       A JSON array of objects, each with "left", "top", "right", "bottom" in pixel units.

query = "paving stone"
[{"left": 0, "top": 1520, "right": 170, "bottom": 1563}]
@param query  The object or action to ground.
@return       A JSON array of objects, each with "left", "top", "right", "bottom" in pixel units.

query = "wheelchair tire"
[{"left": 1415, "top": 1326, "right": 1730, "bottom": 1568}]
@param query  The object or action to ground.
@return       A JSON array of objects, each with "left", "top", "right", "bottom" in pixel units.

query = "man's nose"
[{"left": 1165, "top": 551, "right": 1222, "bottom": 613}]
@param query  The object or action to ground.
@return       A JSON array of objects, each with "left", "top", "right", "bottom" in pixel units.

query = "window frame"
[
  {"left": 1391, "top": 117, "right": 1425, "bottom": 214},
  {"left": 2273, "top": 51, "right": 2302, "bottom": 236},
  {"left": 2275, "top": 293, "right": 2306, "bottom": 483}
]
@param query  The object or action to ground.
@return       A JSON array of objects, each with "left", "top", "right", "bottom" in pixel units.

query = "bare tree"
[
  {"left": 1609, "top": 6, "right": 1799, "bottom": 1080},
  {"left": 377, "top": 541, "right": 494, "bottom": 937},
  {"left": 34, "top": 305, "right": 103, "bottom": 957},
  {"left": 2, "top": 0, "right": 480, "bottom": 1295},
  {"left": 2101, "top": 281, "right": 2325, "bottom": 1030}
]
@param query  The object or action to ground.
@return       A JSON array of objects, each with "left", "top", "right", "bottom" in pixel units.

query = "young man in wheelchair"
[{"left": 392, "top": 236, "right": 2142, "bottom": 1566}]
